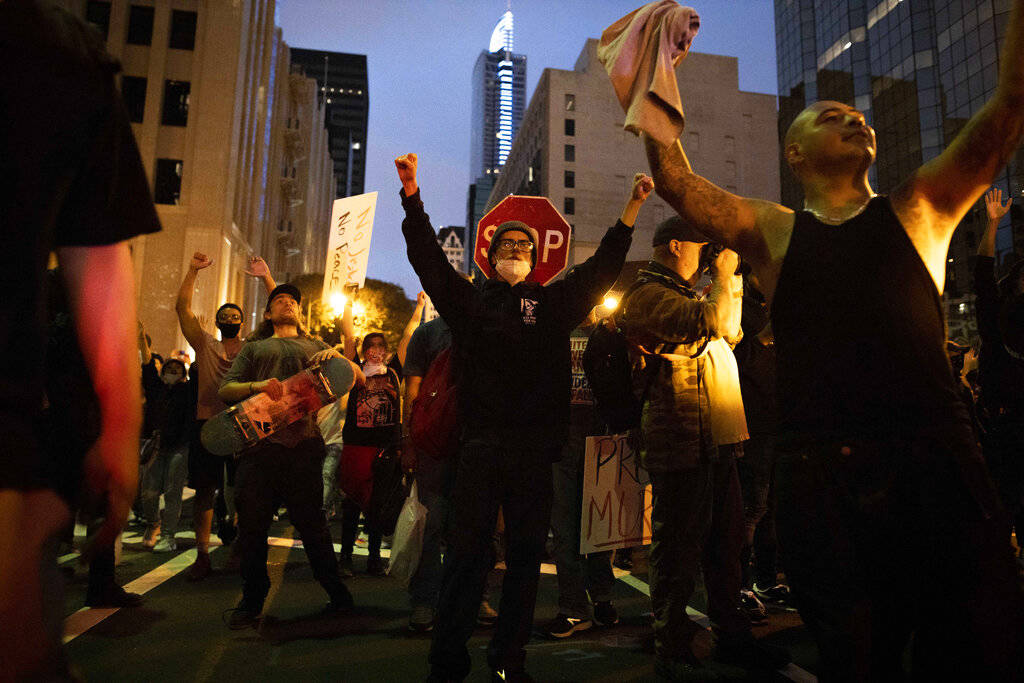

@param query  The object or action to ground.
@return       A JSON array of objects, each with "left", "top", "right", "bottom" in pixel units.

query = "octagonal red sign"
[{"left": 474, "top": 195, "right": 572, "bottom": 286}]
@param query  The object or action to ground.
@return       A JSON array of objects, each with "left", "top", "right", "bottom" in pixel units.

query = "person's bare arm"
[
  {"left": 244, "top": 256, "right": 277, "bottom": 294},
  {"left": 892, "top": 0, "right": 1024, "bottom": 235},
  {"left": 341, "top": 297, "right": 357, "bottom": 361},
  {"left": 709, "top": 250, "right": 741, "bottom": 343},
  {"left": 979, "top": 187, "right": 1012, "bottom": 258},
  {"left": 398, "top": 292, "right": 428, "bottom": 367},
  {"left": 137, "top": 320, "right": 151, "bottom": 365},
  {"left": 643, "top": 135, "right": 793, "bottom": 270},
  {"left": 57, "top": 243, "right": 142, "bottom": 554},
  {"left": 175, "top": 251, "right": 212, "bottom": 349},
  {"left": 401, "top": 375, "right": 422, "bottom": 472}
]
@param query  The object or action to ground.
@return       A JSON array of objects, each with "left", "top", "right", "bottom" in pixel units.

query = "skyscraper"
[
  {"left": 775, "top": 0, "right": 1023, "bottom": 317},
  {"left": 466, "top": 8, "right": 527, "bottom": 272},
  {"left": 290, "top": 48, "right": 368, "bottom": 198}
]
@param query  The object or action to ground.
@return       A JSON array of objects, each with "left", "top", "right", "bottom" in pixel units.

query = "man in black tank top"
[{"left": 629, "top": 2, "right": 1024, "bottom": 679}]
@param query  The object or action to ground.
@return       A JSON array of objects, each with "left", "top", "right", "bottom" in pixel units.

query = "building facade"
[
  {"left": 775, "top": 0, "right": 1024, "bottom": 341},
  {"left": 289, "top": 48, "right": 369, "bottom": 199},
  {"left": 489, "top": 41, "right": 780, "bottom": 278},
  {"left": 437, "top": 226, "right": 466, "bottom": 272},
  {"left": 466, "top": 9, "right": 527, "bottom": 273},
  {"left": 65, "top": 0, "right": 334, "bottom": 355}
]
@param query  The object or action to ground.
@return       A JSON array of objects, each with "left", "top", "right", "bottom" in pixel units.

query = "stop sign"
[{"left": 474, "top": 195, "right": 571, "bottom": 286}]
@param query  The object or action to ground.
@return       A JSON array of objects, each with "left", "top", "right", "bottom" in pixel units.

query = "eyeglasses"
[{"left": 495, "top": 239, "right": 534, "bottom": 253}]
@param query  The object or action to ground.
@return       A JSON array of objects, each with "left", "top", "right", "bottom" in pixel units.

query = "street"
[{"left": 60, "top": 494, "right": 820, "bottom": 682}]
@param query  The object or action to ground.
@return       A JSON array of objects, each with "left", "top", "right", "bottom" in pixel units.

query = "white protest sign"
[
  {"left": 579, "top": 434, "right": 652, "bottom": 554},
  {"left": 322, "top": 192, "right": 377, "bottom": 303}
]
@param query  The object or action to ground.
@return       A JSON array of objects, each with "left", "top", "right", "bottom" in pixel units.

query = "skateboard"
[{"left": 201, "top": 357, "right": 355, "bottom": 456}]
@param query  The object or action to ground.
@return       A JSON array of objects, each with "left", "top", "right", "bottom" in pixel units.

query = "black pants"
[
  {"left": 736, "top": 435, "right": 779, "bottom": 589},
  {"left": 775, "top": 437, "right": 1024, "bottom": 682},
  {"left": 429, "top": 440, "right": 555, "bottom": 679},
  {"left": 234, "top": 438, "right": 345, "bottom": 610},
  {"left": 648, "top": 456, "right": 749, "bottom": 660}
]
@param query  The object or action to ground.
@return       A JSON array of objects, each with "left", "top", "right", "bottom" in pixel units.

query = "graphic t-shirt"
[
  {"left": 569, "top": 325, "right": 602, "bottom": 440},
  {"left": 342, "top": 355, "right": 402, "bottom": 448}
]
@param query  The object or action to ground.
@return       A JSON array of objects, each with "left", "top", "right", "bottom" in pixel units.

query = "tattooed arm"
[
  {"left": 892, "top": 0, "right": 1024, "bottom": 240},
  {"left": 643, "top": 135, "right": 793, "bottom": 285}
]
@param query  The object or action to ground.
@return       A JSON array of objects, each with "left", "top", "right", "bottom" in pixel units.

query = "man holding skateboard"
[
  {"left": 176, "top": 250, "right": 276, "bottom": 580},
  {"left": 218, "top": 284, "right": 361, "bottom": 629}
]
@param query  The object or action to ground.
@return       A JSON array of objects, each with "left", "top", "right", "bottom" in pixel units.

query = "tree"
[{"left": 299, "top": 273, "right": 415, "bottom": 353}]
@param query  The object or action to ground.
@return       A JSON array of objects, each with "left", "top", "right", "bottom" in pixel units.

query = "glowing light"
[
  {"left": 602, "top": 296, "right": 619, "bottom": 311},
  {"left": 489, "top": 10, "right": 514, "bottom": 53},
  {"left": 352, "top": 302, "right": 367, "bottom": 318},
  {"left": 329, "top": 292, "right": 347, "bottom": 312}
]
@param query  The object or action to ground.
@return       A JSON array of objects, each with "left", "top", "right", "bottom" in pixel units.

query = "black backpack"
[{"left": 582, "top": 280, "right": 660, "bottom": 433}]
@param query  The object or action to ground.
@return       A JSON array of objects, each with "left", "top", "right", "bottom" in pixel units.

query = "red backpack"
[{"left": 409, "top": 346, "right": 459, "bottom": 459}]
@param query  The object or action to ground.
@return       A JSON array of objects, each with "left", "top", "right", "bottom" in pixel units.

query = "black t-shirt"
[
  {"left": 0, "top": 2, "right": 162, "bottom": 490},
  {"left": 343, "top": 354, "right": 403, "bottom": 448}
]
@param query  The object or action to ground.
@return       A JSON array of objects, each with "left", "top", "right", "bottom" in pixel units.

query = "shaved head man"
[{"left": 640, "top": 2, "right": 1024, "bottom": 679}]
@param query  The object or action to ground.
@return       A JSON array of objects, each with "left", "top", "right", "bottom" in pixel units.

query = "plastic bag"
[{"left": 387, "top": 481, "right": 427, "bottom": 586}]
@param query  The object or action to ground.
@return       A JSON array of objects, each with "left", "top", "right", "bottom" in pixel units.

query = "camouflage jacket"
[{"left": 618, "top": 262, "right": 723, "bottom": 471}]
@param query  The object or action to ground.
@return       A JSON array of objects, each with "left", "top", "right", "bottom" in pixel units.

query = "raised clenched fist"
[{"left": 191, "top": 251, "right": 213, "bottom": 270}]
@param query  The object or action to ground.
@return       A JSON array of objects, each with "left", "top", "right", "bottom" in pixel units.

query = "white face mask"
[
  {"left": 495, "top": 259, "right": 531, "bottom": 285},
  {"left": 162, "top": 372, "right": 183, "bottom": 385}
]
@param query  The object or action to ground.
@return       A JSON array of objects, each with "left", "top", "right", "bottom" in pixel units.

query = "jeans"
[
  {"left": 648, "top": 456, "right": 748, "bottom": 660},
  {"left": 234, "top": 438, "right": 346, "bottom": 609},
  {"left": 736, "top": 435, "right": 779, "bottom": 588},
  {"left": 775, "top": 436, "right": 1024, "bottom": 682},
  {"left": 429, "top": 440, "right": 556, "bottom": 679},
  {"left": 409, "top": 451, "right": 454, "bottom": 608},
  {"left": 322, "top": 443, "right": 342, "bottom": 512},
  {"left": 141, "top": 443, "right": 188, "bottom": 536},
  {"left": 550, "top": 436, "right": 614, "bottom": 618}
]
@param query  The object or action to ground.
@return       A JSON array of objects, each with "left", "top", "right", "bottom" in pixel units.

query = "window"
[
  {"left": 564, "top": 197, "right": 575, "bottom": 215},
  {"left": 564, "top": 170, "right": 575, "bottom": 189},
  {"left": 169, "top": 10, "right": 198, "bottom": 50},
  {"left": 121, "top": 76, "right": 147, "bottom": 123},
  {"left": 162, "top": 80, "right": 190, "bottom": 126},
  {"left": 85, "top": 1, "right": 112, "bottom": 40},
  {"left": 154, "top": 159, "right": 182, "bottom": 204},
  {"left": 565, "top": 93, "right": 576, "bottom": 111},
  {"left": 564, "top": 118, "right": 575, "bottom": 136},
  {"left": 564, "top": 144, "right": 575, "bottom": 162},
  {"left": 126, "top": 5, "right": 154, "bottom": 46}
]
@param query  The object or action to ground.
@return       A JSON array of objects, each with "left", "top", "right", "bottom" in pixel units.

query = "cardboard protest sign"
[
  {"left": 474, "top": 195, "right": 571, "bottom": 286},
  {"left": 579, "top": 434, "right": 652, "bottom": 554},
  {"left": 322, "top": 192, "right": 377, "bottom": 304}
]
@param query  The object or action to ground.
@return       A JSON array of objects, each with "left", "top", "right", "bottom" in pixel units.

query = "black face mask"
[{"left": 217, "top": 322, "right": 242, "bottom": 339}]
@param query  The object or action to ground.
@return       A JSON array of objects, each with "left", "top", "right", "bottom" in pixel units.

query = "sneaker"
[
  {"left": 613, "top": 551, "right": 633, "bottom": 571},
  {"left": 186, "top": 551, "right": 212, "bottom": 582},
  {"left": 739, "top": 589, "right": 768, "bottom": 624},
  {"left": 366, "top": 556, "right": 387, "bottom": 577},
  {"left": 477, "top": 600, "right": 498, "bottom": 627},
  {"left": 542, "top": 613, "right": 592, "bottom": 639},
  {"left": 491, "top": 668, "right": 534, "bottom": 682},
  {"left": 338, "top": 554, "right": 354, "bottom": 579},
  {"left": 593, "top": 601, "right": 619, "bottom": 627},
  {"left": 714, "top": 632, "right": 791, "bottom": 670},
  {"left": 409, "top": 604, "right": 435, "bottom": 632},
  {"left": 328, "top": 583, "right": 354, "bottom": 612},
  {"left": 85, "top": 586, "right": 144, "bottom": 608},
  {"left": 152, "top": 535, "right": 177, "bottom": 553},
  {"left": 753, "top": 583, "right": 797, "bottom": 612},
  {"left": 224, "top": 598, "right": 262, "bottom": 630}
]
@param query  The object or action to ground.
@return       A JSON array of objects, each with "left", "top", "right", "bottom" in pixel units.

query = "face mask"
[
  {"left": 495, "top": 259, "right": 531, "bottom": 285},
  {"left": 162, "top": 372, "right": 183, "bottom": 385},
  {"left": 217, "top": 322, "right": 242, "bottom": 339}
]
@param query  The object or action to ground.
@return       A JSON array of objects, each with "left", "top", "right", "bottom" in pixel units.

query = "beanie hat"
[{"left": 487, "top": 221, "right": 539, "bottom": 269}]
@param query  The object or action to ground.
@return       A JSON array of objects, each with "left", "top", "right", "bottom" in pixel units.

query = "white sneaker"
[{"left": 153, "top": 535, "right": 177, "bottom": 553}]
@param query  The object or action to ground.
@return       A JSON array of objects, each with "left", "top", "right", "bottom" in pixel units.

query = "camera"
[{"left": 699, "top": 242, "right": 724, "bottom": 274}]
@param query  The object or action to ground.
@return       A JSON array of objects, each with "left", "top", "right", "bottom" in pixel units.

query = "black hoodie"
[{"left": 401, "top": 189, "right": 632, "bottom": 451}]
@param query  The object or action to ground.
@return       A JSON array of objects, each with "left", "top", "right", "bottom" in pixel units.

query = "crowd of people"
[{"left": 2, "top": 0, "right": 1024, "bottom": 681}]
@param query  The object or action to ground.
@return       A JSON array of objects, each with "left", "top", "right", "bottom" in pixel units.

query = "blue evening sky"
[{"left": 277, "top": 1, "right": 779, "bottom": 297}]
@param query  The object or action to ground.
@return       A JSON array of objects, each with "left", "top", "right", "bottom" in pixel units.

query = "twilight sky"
[{"left": 276, "top": 0, "right": 779, "bottom": 297}]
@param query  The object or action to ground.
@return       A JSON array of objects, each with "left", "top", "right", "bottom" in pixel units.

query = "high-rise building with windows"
[
  {"left": 289, "top": 49, "right": 369, "bottom": 199},
  {"left": 775, "top": 0, "right": 1023, "bottom": 338},
  {"left": 466, "top": 8, "right": 527, "bottom": 273},
  {"left": 62, "top": 0, "right": 334, "bottom": 355}
]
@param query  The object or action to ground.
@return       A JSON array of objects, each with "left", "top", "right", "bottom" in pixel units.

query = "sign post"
[{"left": 474, "top": 195, "right": 572, "bottom": 286}]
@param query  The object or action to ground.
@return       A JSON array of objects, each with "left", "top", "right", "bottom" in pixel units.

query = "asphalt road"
[{"left": 60, "top": 497, "right": 820, "bottom": 682}]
